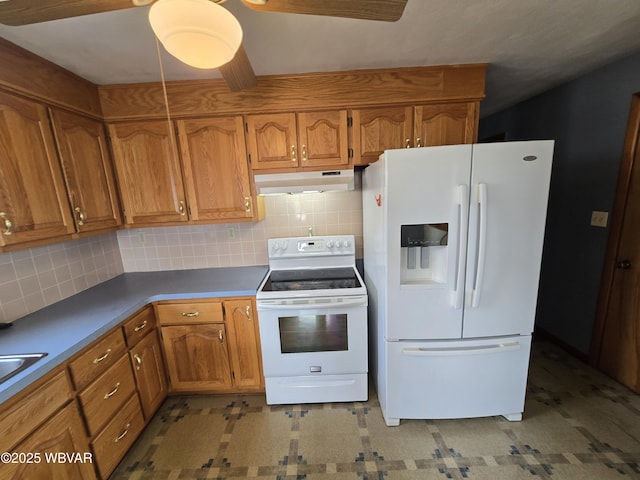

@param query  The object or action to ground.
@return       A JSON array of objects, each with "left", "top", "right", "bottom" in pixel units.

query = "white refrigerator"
[{"left": 362, "top": 141, "right": 554, "bottom": 426}]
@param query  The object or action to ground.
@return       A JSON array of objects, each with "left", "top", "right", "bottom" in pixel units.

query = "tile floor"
[{"left": 111, "top": 340, "right": 640, "bottom": 479}]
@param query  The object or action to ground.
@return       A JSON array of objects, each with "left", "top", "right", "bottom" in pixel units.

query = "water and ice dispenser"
[{"left": 400, "top": 223, "right": 448, "bottom": 285}]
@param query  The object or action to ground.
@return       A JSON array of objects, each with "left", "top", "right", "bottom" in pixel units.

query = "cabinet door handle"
[
  {"left": 405, "top": 138, "right": 411, "bottom": 148},
  {"left": 178, "top": 200, "right": 186, "bottom": 216},
  {"left": 416, "top": 137, "right": 422, "bottom": 148},
  {"left": 133, "top": 320, "right": 148, "bottom": 332},
  {"left": 0, "top": 212, "right": 12, "bottom": 236},
  {"left": 115, "top": 423, "right": 131, "bottom": 443},
  {"left": 218, "top": 329, "right": 224, "bottom": 344},
  {"left": 290, "top": 144, "right": 297, "bottom": 162},
  {"left": 244, "top": 197, "right": 251, "bottom": 213},
  {"left": 93, "top": 348, "right": 112, "bottom": 364},
  {"left": 74, "top": 206, "right": 86, "bottom": 226},
  {"left": 302, "top": 144, "right": 307, "bottom": 162},
  {"left": 104, "top": 382, "right": 121, "bottom": 399},
  {"left": 181, "top": 311, "right": 200, "bottom": 318},
  {"left": 134, "top": 354, "right": 142, "bottom": 371},
  {"left": 245, "top": 305, "right": 251, "bottom": 320}
]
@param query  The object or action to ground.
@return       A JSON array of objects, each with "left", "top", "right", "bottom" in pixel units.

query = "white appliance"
[
  {"left": 362, "top": 141, "right": 554, "bottom": 426},
  {"left": 256, "top": 235, "right": 368, "bottom": 404}
]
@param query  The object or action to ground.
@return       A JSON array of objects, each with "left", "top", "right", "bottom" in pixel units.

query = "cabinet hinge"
[
  {"left": 248, "top": 153, "right": 252, "bottom": 165},
  {"left": 347, "top": 116, "right": 353, "bottom": 127}
]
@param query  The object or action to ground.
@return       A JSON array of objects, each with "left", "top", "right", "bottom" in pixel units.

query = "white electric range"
[{"left": 256, "top": 235, "right": 368, "bottom": 404}]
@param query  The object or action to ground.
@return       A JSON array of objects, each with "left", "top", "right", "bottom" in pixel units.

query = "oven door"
[{"left": 256, "top": 295, "right": 368, "bottom": 377}]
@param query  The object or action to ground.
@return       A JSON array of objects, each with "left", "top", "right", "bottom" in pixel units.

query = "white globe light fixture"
[{"left": 149, "top": 0, "right": 243, "bottom": 69}]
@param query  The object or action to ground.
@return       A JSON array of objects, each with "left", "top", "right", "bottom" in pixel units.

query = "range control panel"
[{"left": 268, "top": 235, "right": 355, "bottom": 258}]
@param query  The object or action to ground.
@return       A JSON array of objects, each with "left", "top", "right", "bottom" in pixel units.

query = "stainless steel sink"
[{"left": 0, "top": 353, "right": 47, "bottom": 385}]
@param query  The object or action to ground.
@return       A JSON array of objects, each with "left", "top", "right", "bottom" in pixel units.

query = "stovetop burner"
[{"left": 261, "top": 267, "right": 362, "bottom": 292}]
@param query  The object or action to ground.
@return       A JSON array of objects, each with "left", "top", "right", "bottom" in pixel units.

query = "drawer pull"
[
  {"left": 93, "top": 348, "right": 112, "bottom": 365},
  {"left": 133, "top": 320, "right": 148, "bottom": 332},
  {"left": 181, "top": 311, "right": 200, "bottom": 318},
  {"left": 134, "top": 353, "right": 142, "bottom": 371},
  {"left": 115, "top": 423, "right": 131, "bottom": 443},
  {"left": 104, "top": 382, "right": 121, "bottom": 399},
  {"left": 218, "top": 329, "right": 224, "bottom": 344}
]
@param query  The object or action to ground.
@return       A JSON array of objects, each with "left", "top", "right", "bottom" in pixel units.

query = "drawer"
[
  {"left": 68, "top": 328, "right": 126, "bottom": 390},
  {"left": 156, "top": 301, "right": 223, "bottom": 325},
  {"left": 0, "top": 369, "right": 72, "bottom": 453},
  {"left": 92, "top": 394, "right": 144, "bottom": 479},
  {"left": 78, "top": 354, "right": 137, "bottom": 437},
  {"left": 123, "top": 306, "right": 156, "bottom": 347}
]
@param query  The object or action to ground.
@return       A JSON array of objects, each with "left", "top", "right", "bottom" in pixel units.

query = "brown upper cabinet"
[
  {"left": 351, "top": 102, "right": 479, "bottom": 165},
  {"left": 108, "top": 120, "right": 188, "bottom": 226},
  {"left": 109, "top": 117, "right": 260, "bottom": 227},
  {"left": 177, "top": 116, "right": 256, "bottom": 221},
  {"left": 49, "top": 108, "right": 122, "bottom": 234},
  {"left": 415, "top": 102, "right": 479, "bottom": 147},
  {"left": 246, "top": 110, "right": 350, "bottom": 171},
  {"left": 0, "top": 91, "right": 75, "bottom": 250}
]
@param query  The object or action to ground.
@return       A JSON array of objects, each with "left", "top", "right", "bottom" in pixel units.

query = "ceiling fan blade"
[
  {"left": 0, "top": 0, "right": 140, "bottom": 26},
  {"left": 240, "top": 0, "right": 407, "bottom": 22},
  {"left": 219, "top": 44, "right": 258, "bottom": 91}
]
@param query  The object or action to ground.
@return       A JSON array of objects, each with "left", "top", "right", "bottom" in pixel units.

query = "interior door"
[
  {"left": 594, "top": 93, "right": 640, "bottom": 392},
  {"left": 463, "top": 141, "right": 554, "bottom": 338}
]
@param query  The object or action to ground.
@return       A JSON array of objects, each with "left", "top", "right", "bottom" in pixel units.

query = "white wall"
[
  {"left": 117, "top": 190, "right": 363, "bottom": 272},
  {"left": 0, "top": 189, "right": 363, "bottom": 324},
  {"left": 0, "top": 233, "right": 124, "bottom": 323}
]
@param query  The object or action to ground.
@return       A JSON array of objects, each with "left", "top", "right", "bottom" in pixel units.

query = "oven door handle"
[{"left": 257, "top": 297, "right": 367, "bottom": 310}]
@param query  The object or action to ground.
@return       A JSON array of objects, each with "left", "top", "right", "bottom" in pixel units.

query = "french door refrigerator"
[{"left": 362, "top": 141, "right": 554, "bottom": 426}]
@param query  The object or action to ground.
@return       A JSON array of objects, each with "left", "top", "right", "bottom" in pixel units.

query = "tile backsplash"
[
  {"left": 117, "top": 189, "right": 364, "bottom": 271},
  {"left": 0, "top": 233, "right": 123, "bottom": 323},
  {"left": 0, "top": 188, "right": 364, "bottom": 323}
]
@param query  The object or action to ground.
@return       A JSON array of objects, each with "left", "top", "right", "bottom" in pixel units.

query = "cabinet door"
[
  {"left": 49, "top": 108, "right": 122, "bottom": 233},
  {"left": 351, "top": 106, "right": 413, "bottom": 165},
  {"left": 177, "top": 116, "right": 254, "bottom": 221},
  {"left": 414, "top": 102, "right": 478, "bottom": 147},
  {"left": 108, "top": 120, "right": 188, "bottom": 225},
  {"left": 298, "top": 110, "right": 350, "bottom": 169},
  {"left": 0, "top": 402, "right": 96, "bottom": 480},
  {"left": 245, "top": 112, "right": 298, "bottom": 170},
  {"left": 130, "top": 330, "right": 168, "bottom": 419},
  {"left": 224, "top": 298, "right": 263, "bottom": 390},
  {"left": 0, "top": 91, "right": 74, "bottom": 248},
  {"left": 161, "top": 324, "right": 232, "bottom": 392}
]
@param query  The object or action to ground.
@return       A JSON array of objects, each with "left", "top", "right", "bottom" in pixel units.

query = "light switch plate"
[{"left": 590, "top": 211, "right": 608, "bottom": 227}]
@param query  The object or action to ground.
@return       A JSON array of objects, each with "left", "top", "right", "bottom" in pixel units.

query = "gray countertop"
[{"left": 0, "top": 266, "right": 268, "bottom": 404}]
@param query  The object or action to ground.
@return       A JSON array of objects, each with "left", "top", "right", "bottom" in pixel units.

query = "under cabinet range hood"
[{"left": 254, "top": 170, "right": 354, "bottom": 195}]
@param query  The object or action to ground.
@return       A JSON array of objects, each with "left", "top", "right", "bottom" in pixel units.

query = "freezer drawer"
[{"left": 383, "top": 335, "right": 531, "bottom": 426}]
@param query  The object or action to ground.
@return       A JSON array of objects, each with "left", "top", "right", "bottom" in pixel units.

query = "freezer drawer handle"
[{"left": 402, "top": 341, "right": 520, "bottom": 356}]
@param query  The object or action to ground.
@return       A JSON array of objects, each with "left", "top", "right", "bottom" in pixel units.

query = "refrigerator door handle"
[
  {"left": 453, "top": 184, "right": 469, "bottom": 309},
  {"left": 402, "top": 341, "right": 521, "bottom": 356},
  {"left": 471, "top": 183, "right": 488, "bottom": 308}
]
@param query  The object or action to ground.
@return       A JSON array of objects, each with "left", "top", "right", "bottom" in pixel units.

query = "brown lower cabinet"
[
  {"left": 158, "top": 297, "right": 264, "bottom": 394},
  {"left": 0, "top": 296, "right": 263, "bottom": 479},
  {"left": 2, "top": 402, "right": 96, "bottom": 480},
  {"left": 130, "top": 330, "right": 168, "bottom": 419}
]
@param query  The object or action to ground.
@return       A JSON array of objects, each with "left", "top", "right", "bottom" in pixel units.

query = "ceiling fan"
[{"left": 0, "top": 0, "right": 408, "bottom": 91}]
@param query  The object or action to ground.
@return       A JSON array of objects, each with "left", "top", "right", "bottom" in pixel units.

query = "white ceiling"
[{"left": 0, "top": 0, "right": 639, "bottom": 117}]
